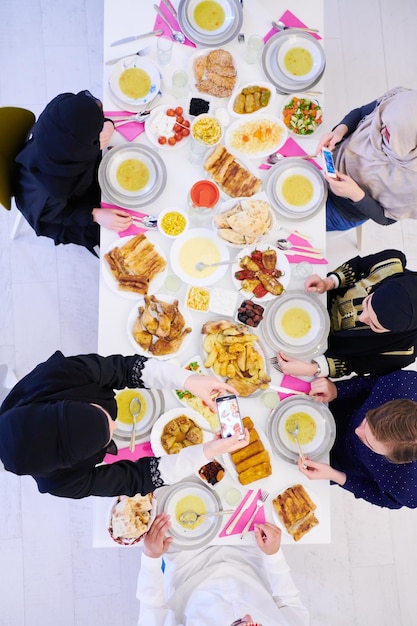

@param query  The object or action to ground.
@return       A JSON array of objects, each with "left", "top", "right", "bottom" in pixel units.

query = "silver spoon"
[
  {"left": 179, "top": 509, "right": 235, "bottom": 525},
  {"left": 286, "top": 422, "right": 306, "bottom": 463},
  {"left": 132, "top": 215, "right": 158, "bottom": 229},
  {"left": 266, "top": 152, "right": 316, "bottom": 165},
  {"left": 195, "top": 260, "right": 235, "bottom": 272},
  {"left": 129, "top": 397, "right": 142, "bottom": 452},
  {"left": 276, "top": 238, "right": 322, "bottom": 254},
  {"left": 154, "top": 4, "right": 185, "bottom": 43},
  {"left": 272, "top": 20, "right": 319, "bottom": 33}
]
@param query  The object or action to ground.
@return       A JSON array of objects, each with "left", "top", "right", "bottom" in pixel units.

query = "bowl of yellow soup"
[
  {"left": 266, "top": 395, "right": 336, "bottom": 464},
  {"left": 113, "top": 387, "right": 165, "bottom": 442},
  {"left": 277, "top": 38, "right": 322, "bottom": 82},
  {"left": 109, "top": 57, "right": 160, "bottom": 105},
  {"left": 107, "top": 148, "right": 157, "bottom": 197},
  {"left": 186, "top": 0, "right": 235, "bottom": 36},
  {"left": 157, "top": 207, "right": 189, "bottom": 239},
  {"left": 170, "top": 227, "right": 230, "bottom": 287}
]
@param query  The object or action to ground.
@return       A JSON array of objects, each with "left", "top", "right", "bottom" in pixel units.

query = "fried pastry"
[
  {"left": 272, "top": 484, "right": 319, "bottom": 541},
  {"left": 238, "top": 462, "right": 272, "bottom": 485}
]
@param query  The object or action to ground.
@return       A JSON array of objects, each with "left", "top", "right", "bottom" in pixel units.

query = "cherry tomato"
[
  {"left": 181, "top": 128, "right": 190, "bottom": 137},
  {"left": 176, "top": 115, "right": 184, "bottom": 124},
  {"left": 174, "top": 123, "right": 182, "bottom": 132},
  {"left": 174, "top": 132, "right": 183, "bottom": 142},
  {"left": 174, "top": 106, "right": 183, "bottom": 116},
  {"left": 182, "top": 119, "right": 190, "bottom": 128},
  {"left": 157, "top": 136, "right": 167, "bottom": 145},
  {"left": 166, "top": 108, "right": 175, "bottom": 117},
  {"left": 168, "top": 136, "right": 177, "bottom": 146}
]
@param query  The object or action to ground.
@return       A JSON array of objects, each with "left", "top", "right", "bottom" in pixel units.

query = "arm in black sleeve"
[
  {"left": 328, "top": 249, "right": 407, "bottom": 289},
  {"left": 326, "top": 344, "right": 416, "bottom": 378},
  {"left": 338, "top": 192, "right": 396, "bottom": 226},
  {"left": 336, "top": 100, "right": 378, "bottom": 137},
  {"left": 66, "top": 353, "right": 149, "bottom": 391}
]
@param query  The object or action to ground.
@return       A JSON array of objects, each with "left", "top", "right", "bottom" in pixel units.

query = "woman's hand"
[
  {"left": 142, "top": 513, "right": 173, "bottom": 558},
  {"left": 276, "top": 352, "right": 316, "bottom": 377},
  {"left": 254, "top": 522, "right": 282, "bottom": 555},
  {"left": 304, "top": 274, "right": 334, "bottom": 295},
  {"left": 298, "top": 456, "right": 347, "bottom": 485},
  {"left": 99, "top": 120, "right": 115, "bottom": 149},
  {"left": 203, "top": 425, "right": 250, "bottom": 460},
  {"left": 92, "top": 208, "right": 133, "bottom": 232},
  {"left": 326, "top": 172, "right": 365, "bottom": 202},
  {"left": 316, "top": 124, "right": 348, "bottom": 152},
  {"left": 183, "top": 374, "right": 237, "bottom": 412},
  {"left": 310, "top": 378, "right": 338, "bottom": 403}
]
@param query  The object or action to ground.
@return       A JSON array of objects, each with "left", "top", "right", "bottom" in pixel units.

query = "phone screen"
[
  {"left": 322, "top": 148, "right": 336, "bottom": 177},
  {"left": 216, "top": 395, "right": 244, "bottom": 439}
]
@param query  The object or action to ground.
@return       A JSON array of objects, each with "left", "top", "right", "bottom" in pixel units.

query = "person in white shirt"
[{"left": 136, "top": 513, "right": 309, "bottom": 626}]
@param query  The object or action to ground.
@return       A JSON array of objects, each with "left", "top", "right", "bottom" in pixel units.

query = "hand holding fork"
[{"left": 240, "top": 490, "right": 269, "bottom": 539}]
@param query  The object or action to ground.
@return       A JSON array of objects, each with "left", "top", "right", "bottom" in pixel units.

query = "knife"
[
  {"left": 268, "top": 385, "right": 308, "bottom": 396},
  {"left": 224, "top": 490, "right": 258, "bottom": 536},
  {"left": 110, "top": 29, "right": 163, "bottom": 47}
]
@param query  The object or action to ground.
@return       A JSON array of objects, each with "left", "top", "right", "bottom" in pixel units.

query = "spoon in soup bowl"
[{"left": 179, "top": 509, "right": 235, "bottom": 525}]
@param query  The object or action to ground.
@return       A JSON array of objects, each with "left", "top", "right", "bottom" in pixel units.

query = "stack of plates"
[
  {"left": 113, "top": 388, "right": 165, "bottom": 443},
  {"left": 108, "top": 57, "right": 161, "bottom": 112},
  {"left": 262, "top": 31, "right": 326, "bottom": 94},
  {"left": 98, "top": 144, "right": 167, "bottom": 209},
  {"left": 263, "top": 158, "right": 327, "bottom": 221},
  {"left": 261, "top": 290, "right": 329, "bottom": 358},
  {"left": 266, "top": 395, "right": 336, "bottom": 464},
  {"left": 178, "top": 0, "right": 243, "bottom": 47}
]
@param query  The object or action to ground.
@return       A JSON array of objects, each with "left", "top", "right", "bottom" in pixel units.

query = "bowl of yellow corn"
[{"left": 157, "top": 207, "right": 189, "bottom": 239}]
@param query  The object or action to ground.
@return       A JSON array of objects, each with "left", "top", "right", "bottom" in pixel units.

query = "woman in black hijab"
[
  {"left": 276, "top": 249, "right": 417, "bottom": 378},
  {"left": 0, "top": 351, "right": 248, "bottom": 499},
  {"left": 14, "top": 91, "right": 133, "bottom": 253}
]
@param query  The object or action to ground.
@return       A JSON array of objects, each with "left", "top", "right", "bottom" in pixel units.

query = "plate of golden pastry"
[
  {"left": 127, "top": 294, "right": 193, "bottom": 360},
  {"left": 189, "top": 47, "right": 238, "bottom": 98},
  {"left": 203, "top": 144, "right": 262, "bottom": 198},
  {"left": 271, "top": 483, "right": 320, "bottom": 542},
  {"left": 223, "top": 415, "right": 273, "bottom": 485},
  {"left": 201, "top": 318, "right": 271, "bottom": 396},
  {"left": 150, "top": 407, "right": 213, "bottom": 457},
  {"left": 102, "top": 233, "right": 168, "bottom": 299}
]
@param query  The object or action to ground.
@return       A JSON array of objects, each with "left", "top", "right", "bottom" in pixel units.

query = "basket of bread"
[{"left": 108, "top": 493, "right": 155, "bottom": 546}]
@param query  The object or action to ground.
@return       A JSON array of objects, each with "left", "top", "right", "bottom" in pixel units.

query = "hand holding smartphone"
[
  {"left": 215, "top": 394, "right": 245, "bottom": 440},
  {"left": 321, "top": 148, "right": 338, "bottom": 179}
]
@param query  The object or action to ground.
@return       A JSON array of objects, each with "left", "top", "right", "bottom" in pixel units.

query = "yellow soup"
[
  {"left": 179, "top": 237, "right": 221, "bottom": 278},
  {"left": 116, "top": 158, "right": 150, "bottom": 192},
  {"left": 285, "top": 412, "right": 317, "bottom": 445},
  {"left": 282, "top": 174, "right": 314, "bottom": 207},
  {"left": 119, "top": 67, "right": 151, "bottom": 100},
  {"left": 281, "top": 307, "right": 312, "bottom": 339},
  {"left": 115, "top": 390, "right": 147, "bottom": 425},
  {"left": 175, "top": 495, "right": 207, "bottom": 530},
  {"left": 194, "top": 0, "right": 225, "bottom": 31},
  {"left": 283, "top": 47, "right": 314, "bottom": 77}
]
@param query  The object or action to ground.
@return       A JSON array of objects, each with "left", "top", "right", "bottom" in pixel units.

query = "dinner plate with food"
[
  {"left": 213, "top": 193, "right": 274, "bottom": 247},
  {"left": 189, "top": 47, "right": 238, "bottom": 98},
  {"left": 281, "top": 94, "right": 323, "bottom": 137},
  {"left": 271, "top": 483, "right": 320, "bottom": 542},
  {"left": 225, "top": 114, "right": 287, "bottom": 159},
  {"left": 201, "top": 318, "right": 270, "bottom": 397},
  {"left": 223, "top": 415, "right": 273, "bottom": 486},
  {"left": 127, "top": 294, "right": 193, "bottom": 360},
  {"left": 204, "top": 144, "right": 262, "bottom": 198},
  {"left": 170, "top": 227, "right": 230, "bottom": 287},
  {"left": 174, "top": 355, "right": 219, "bottom": 431},
  {"left": 178, "top": 0, "right": 243, "bottom": 47},
  {"left": 108, "top": 57, "right": 160, "bottom": 107},
  {"left": 150, "top": 407, "right": 213, "bottom": 457},
  {"left": 113, "top": 387, "right": 165, "bottom": 443},
  {"left": 227, "top": 81, "right": 276, "bottom": 118},
  {"left": 108, "top": 492, "right": 156, "bottom": 546},
  {"left": 145, "top": 104, "right": 191, "bottom": 150},
  {"left": 102, "top": 233, "right": 168, "bottom": 299},
  {"left": 266, "top": 395, "right": 336, "bottom": 464},
  {"left": 231, "top": 244, "right": 291, "bottom": 302}
]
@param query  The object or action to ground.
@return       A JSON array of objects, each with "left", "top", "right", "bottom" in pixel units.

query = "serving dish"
[
  {"left": 150, "top": 407, "right": 213, "bottom": 457},
  {"left": 145, "top": 104, "right": 191, "bottom": 150},
  {"left": 170, "top": 227, "right": 230, "bottom": 287},
  {"left": 213, "top": 192, "right": 274, "bottom": 248},
  {"left": 227, "top": 81, "right": 276, "bottom": 118},
  {"left": 107, "top": 493, "right": 156, "bottom": 546},
  {"left": 231, "top": 243, "right": 291, "bottom": 302},
  {"left": 281, "top": 93, "right": 323, "bottom": 137},
  {"left": 224, "top": 114, "right": 287, "bottom": 159},
  {"left": 271, "top": 483, "right": 321, "bottom": 542}
]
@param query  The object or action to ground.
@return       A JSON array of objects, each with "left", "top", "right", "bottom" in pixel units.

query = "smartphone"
[
  {"left": 215, "top": 394, "right": 245, "bottom": 440},
  {"left": 322, "top": 148, "right": 338, "bottom": 178}
]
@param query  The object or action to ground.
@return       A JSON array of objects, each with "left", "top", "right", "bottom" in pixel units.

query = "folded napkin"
[
  {"left": 153, "top": 1, "right": 197, "bottom": 48},
  {"left": 104, "top": 440, "right": 154, "bottom": 465},
  {"left": 104, "top": 110, "right": 145, "bottom": 141},
  {"left": 277, "top": 374, "right": 312, "bottom": 400},
  {"left": 259, "top": 137, "right": 322, "bottom": 171},
  {"left": 264, "top": 9, "right": 322, "bottom": 43},
  {"left": 219, "top": 488, "right": 266, "bottom": 537},
  {"left": 100, "top": 202, "right": 148, "bottom": 237},
  {"left": 285, "top": 232, "right": 328, "bottom": 265}
]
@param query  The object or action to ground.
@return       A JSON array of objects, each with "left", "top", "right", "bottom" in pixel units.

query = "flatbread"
[{"left": 110, "top": 493, "right": 153, "bottom": 539}]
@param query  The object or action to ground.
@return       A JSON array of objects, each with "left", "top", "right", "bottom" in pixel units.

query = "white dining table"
[{"left": 93, "top": 0, "right": 329, "bottom": 548}]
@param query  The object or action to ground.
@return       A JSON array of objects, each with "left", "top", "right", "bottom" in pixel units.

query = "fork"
[
  {"left": 105, "top": 47, "right": 149, "bottom": 66},
  {"left": 269, "top": 356, "right": 282, "bottom": 373},
  {"left": 240, "top": 490, "right": 269, "bottom": 539}
]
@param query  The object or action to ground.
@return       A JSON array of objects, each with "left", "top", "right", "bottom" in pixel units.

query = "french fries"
[{"left": 201, "top": 320, "right": 270, "bottom": 396}]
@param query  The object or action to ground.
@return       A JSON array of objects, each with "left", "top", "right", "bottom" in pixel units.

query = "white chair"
[{"left": 327, "top": 224, "right": 363, "bottom": 251}]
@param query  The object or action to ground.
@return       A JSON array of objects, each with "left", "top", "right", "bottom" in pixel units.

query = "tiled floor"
[{"left": 1, "top": 1, "right": 417, "bottom": 625}]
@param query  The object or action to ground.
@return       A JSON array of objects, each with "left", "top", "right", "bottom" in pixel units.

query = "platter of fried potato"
[
  {"left": 102, "top": 233, "right": 167, "bottom": 299},
  {"left": 201, "top": 319, "right": 270, "bottom": 396},
  {"left": 127, "top": 294, "right": 193, "bottom": 360},
  {"left": 150, "top": 407, "right": 212, "bottom": 456}
]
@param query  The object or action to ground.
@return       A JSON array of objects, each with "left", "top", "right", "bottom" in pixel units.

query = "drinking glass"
[
  {"left": 244, "top": 34, "right": 264, "bottom": 64},
  {"left": 157, "top": 36, "right": 173, "bottom": 65},
  {"left": 171, "top": 70, "right": 188, "bottom": 99}
]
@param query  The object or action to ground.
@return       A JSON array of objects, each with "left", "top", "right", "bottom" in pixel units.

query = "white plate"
[
  {"left": 170, "top": 228, "right": 230, "bottom": 287},
  {"left": 272, "top": 294, "right": 323, "bottom": 347},
  {"left": 113, "top": 388, "right": 165, "bottom": 441},
  {"left": 274, "top": 166, "right": 322, "bottom": 213},
  {"left": 127, "top": 295, "right": 193, "bottom": 360},
  {"left": 277, "top": 37, "right": 323, "bottom": 82},
  {"left": 173, "top": 355, "right": 219, "bottom": 431},
  {"left": 145, "top": 104, "right": 191, "bottom": 150},
  {"left": 225, "top": 114, "right": 287, "bottom": 159},
  {"left": 186, "top": 0, "right": 235, "bottom": 36},
  {"left": 150, "top": 407, "right": 213, "bottom": 457},
  {"left": 227, "top": 81, "right": 276, "bottom": 118},
  {"left": 213, "top": 192, "right": 274, "bottom": 249},
  {"left": 280, "top": 93, "right": 323, "bottom": 137},
  {"left": 109, "top": 57, "right": 160, "bottom": 106},
  {"left": 188, "top": 48, "right": 238, "bottom": 98},
  {"left": 231, "top": 244, "right": 291, "bottom": 302},
  {"left": 106, "top": 147, "right": 157, "bottom": 197},
  {"left": 101, "top": 234, "right": 168, "bottom": 300},
  {"left": 178, "top": 0, "right": 243, "bottom": 48},
  {"left": 271, "top": 483, "right": 321, "bottom": 542},
  {"left": 107, "top": 493, "right": 157, "bottom": 546}
]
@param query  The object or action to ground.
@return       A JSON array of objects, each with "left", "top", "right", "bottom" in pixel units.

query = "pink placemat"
[
  {"left": 264, "top": 10, "right": 322, "bottom": 43},
  {"left": 277, "top": 375, "right": 312, "bottom": 400},
  {"left": 104, "top": 441, "right": 154, "bottom": 464},
  {"left": 153, "top": 1, "right": 197, "bottom": 48},
  {"left": 100, "top": 202, "right": 148, "bottom": 237},
  {"left": 259, "top": 137, "right": 321, "bottom": 171},
  {"left": 285, "top": 232, "right": 328, "bottom": 265},
  {"left": 105, "top": 110, "right": 145, "bottom": 141},
  {"left": 219, "top": 488, "right": 266, "bottom": 537}
]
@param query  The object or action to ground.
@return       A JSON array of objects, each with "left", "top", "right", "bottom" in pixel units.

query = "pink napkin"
[
  {"left": 105, "top": 110, "right": 145, "bottom": 141},
  {"left": 259, "top": 137, "right": 322, "bottom": 171},
  {"left": 277, "top": 374, "right": 311, "bottom": 400},
  {"left": 100, "top": 202, "right": 148, "bottom": 237},
  {"left": 153, "top": 1, "right": 197, "bottom": 48},
  {"left": 219, "top": 489, "right": 266, "bottom": 537},
  {"left": 104, "top": 441, "right": 154, "bottom": 464},
  {"left": 285, "top": 232, "right": 328, "bottom": 265},
  {"left": 264, "top": 10, "right": 322, "bottom": 43}
]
